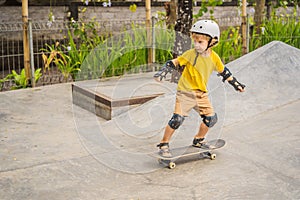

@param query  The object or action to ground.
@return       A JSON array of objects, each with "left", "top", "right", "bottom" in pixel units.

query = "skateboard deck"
[{"left": 150, "top": 139, "right": 225, "bottom": 169}]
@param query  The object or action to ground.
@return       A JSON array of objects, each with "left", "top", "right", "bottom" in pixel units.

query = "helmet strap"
[
  {"left": 205, "top": 37, "right": 212, "bottom": 51},
  {"left": 205, "top": 37, "right": 213, "bottom": 51}
]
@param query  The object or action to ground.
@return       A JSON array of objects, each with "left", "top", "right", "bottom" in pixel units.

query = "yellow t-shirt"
[{"left": 177, "top": 49, "right": 225, "bottom": 92}]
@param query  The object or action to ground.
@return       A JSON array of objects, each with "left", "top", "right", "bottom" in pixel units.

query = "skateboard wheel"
[
  {"left": 210, "top": 153, "right": 216, "bottom": 160},
  {"left": 169, "top": 162, "right": 176, "bottom": 169}
]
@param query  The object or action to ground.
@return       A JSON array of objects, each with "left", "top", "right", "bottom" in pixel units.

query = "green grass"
[{"left": 250, "top": 16, "right": 300, "bottom": 50}]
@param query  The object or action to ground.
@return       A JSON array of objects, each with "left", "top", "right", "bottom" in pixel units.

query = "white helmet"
[{"left": 190, "top": 20, "right": 220, "bottom": 44}]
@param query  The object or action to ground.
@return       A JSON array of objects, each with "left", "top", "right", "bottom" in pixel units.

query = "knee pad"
[
  {"left": 202, "top": 113, "right": 218, "bottom": 128},
  {"left": 168, "top": 113, "right": 185, "bottom": 130}
]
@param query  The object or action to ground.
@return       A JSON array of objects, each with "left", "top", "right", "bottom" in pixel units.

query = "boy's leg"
[
  {"left": 160, "top": 90, "right": 194, "bottom": 144},
  {"left": 193, "top": 114, "right": 218, "bottom": 148},
  {"left": 160, "top": 124, "right": 176, "bottom": 143},
  {"left": 158, "top": 114, "right": 185, "bottom": 157},
  {"left": 157, "top": 125, "right": 176, "bottom": 157},
  {"left": 194, "top": 113, "right": 218, "bottom": 139},
  {"left": 194, "top": 122, "right": 209, "bottom": 139},
  {"left": 192, "top": 91, "right": 217, "bottom": 147},
  {"left": 192, "top": 116, "right": 214, "bottom": 147},
  {"left": 158, "top": 91, "right": 195, "bottom": 156}
]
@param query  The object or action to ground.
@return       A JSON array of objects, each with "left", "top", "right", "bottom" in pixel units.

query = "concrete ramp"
[{"left": 224, "top": 41, "right": 300, "bottom": 124}]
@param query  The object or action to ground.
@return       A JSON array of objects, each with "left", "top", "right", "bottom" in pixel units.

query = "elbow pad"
[
  {"left": 165, "top": 60, "right": 176, "bottom": 69},
  {"left": 219, "top": 67, "right": 232, "bottom": 82}
]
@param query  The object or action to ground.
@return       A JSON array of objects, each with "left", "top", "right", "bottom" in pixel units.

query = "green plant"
[
  {"left": 78, "top": 25, "right": 146, "bottom": 80},
  {"left": 64, "top": 30, "right": 89, "bottom": 79},
  {"left": 213, "top": 15, "right": 299, "bottom": 64},
  {"left": 46, "top": 19, "right": 107, "bottom": 81},
  {"left": 5, "top": 68, "right": 42, "bottom": 89},
  {"left": 54, "top": 53, "right": 81, "bottom": 82},
  {"left": 41, "top": 42, "right": 60, "bottom": 72},
  {"left": 193, "top": 0, "right": 223, "bottom": 20},
  {"left": 0, "top": 78, "right": 5, "bottom": 90},
  {"left": 154, "top": 27, "right": 174, "bottom": 62},
  {"left": 41, "top": 35, "right": 84, "bottom": 81},
  {"left": 213, "top": 26, "right": 242, "bottom": 63},
  {"left": 249, "top": 15, "right": 300, "bottom": 51}
]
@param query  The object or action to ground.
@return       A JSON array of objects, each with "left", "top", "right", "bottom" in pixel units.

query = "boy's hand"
[
  {"left": 154, "top": 76, "right": 162, "bottom": 82},
  {"left": 237, "top": 85, "right": 245, "bottom": 92},
  {"left": 228, "top": 77, "right": 245, "bottom": 92},
  {"left": 153, "top": 65, "right": 173, "bottom": 82}
]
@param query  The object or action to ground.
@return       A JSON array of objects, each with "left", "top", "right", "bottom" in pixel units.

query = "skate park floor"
[{"left": 0, "top": 41, "right": 299, "bottom": 199}]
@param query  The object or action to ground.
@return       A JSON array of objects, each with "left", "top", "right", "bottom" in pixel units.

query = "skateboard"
[{"left": 150, "top": 139, "right": 225, "bottom": 169}]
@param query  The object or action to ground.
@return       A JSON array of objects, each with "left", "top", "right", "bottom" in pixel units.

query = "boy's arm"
[
  {"left": 219, "top": 67, "right": 245, "bottom": 92},
  {"left": 153, "top": 59, "right": 178, "bottom": 81}
]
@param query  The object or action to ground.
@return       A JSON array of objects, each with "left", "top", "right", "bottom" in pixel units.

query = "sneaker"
[
  {"left": 192, "top": 138, "right": 211, "bottom": 149},
  {"left": 157, "top": 143, "right": 172, "bottom": 157}
]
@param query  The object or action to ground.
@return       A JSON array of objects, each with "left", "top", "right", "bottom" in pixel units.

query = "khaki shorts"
[{"left": 174, "top": 90, "right": 214, "bottom": 117}]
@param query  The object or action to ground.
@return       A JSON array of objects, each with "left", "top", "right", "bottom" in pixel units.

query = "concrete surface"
[{"left": 0, "top": 41, "right": 299, "bottom": 199}]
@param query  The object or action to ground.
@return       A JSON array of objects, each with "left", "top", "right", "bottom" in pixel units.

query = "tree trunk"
[
  {"left": 165, "top": 0, "right": 177, "bottom": 29},
  {"left": 171, "top": 0, "right": 192, "bottom": 83},
  {"left": 173, "top": 0, "right": 192, "bottom": 57},
  {"left": 254, "top": 0, "right": 266, "bottom": 34}
]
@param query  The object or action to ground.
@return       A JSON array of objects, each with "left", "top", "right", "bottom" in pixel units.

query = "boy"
[{"left": 154, "top": 20, "right": 245, "bottom": 157}]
